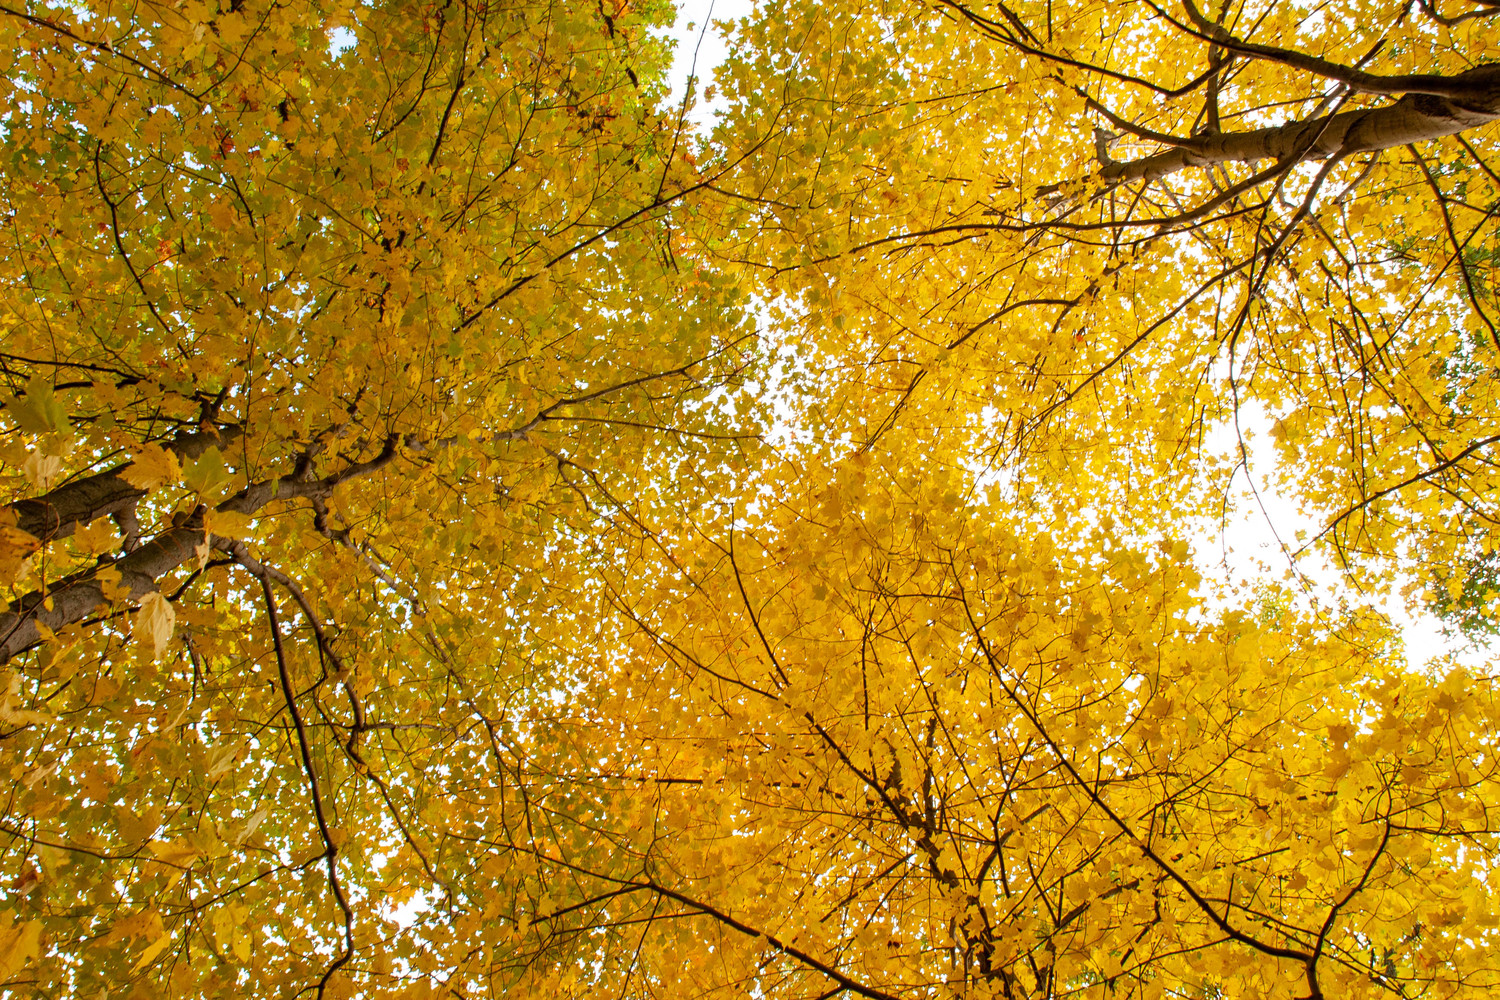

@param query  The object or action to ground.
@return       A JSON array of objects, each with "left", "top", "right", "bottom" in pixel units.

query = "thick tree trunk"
[
  {"left": 1101, "top": 65, "right": 1500, "bottom": 188},
  {"left": 0, "top": 519, "right": 210, "bottom": 662},
  {"left": 10, "top": 469, "right": 145, "bottom": 545},
  {"left": 0, "top": 436, "right": 398, "bottom": 663},
  {"left": 7, "top": 427, "right": 237, "bottom": 544},
  {"left": 0, "top": 480, "right": 297, "bottom": 663}
]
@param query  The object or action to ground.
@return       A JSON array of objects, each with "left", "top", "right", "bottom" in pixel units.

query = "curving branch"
[
  {"left": 1175, "top": 0, "right": 1497, "bottom": 99},
  {"left": 0, "top": 437, "right": 402, "bottom": 663},
  {"left": 255, "top": 569, "right": 356, "bottom": 998},
  {"left": 5, "top": 427, "right": 240, "bottom": 545},
  {"left": 1096, "top": 69, "right": 1500, "bottom": 191}
]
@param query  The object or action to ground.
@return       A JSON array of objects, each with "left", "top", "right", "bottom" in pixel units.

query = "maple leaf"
[
  {"left": 121, "top": 444, "right": 181, "bottom": 491},
  {"left": 133, "top": 592, "right": 176, "bottom": 658}
]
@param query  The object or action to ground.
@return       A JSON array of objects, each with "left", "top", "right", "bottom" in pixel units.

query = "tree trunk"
[
  {"left": 0, "top": 435, "right": 394, "bottom": 663},
  {"left": 7, "top": 427, "right": 237, "bottom": 544},
  {"left": 1102, "top": 65, "right": 1500, "bottom": 188}
]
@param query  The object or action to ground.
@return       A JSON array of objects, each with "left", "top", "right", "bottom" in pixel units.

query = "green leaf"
[
  {"left": 182, "top": 446, "right": 230, "bottom": 496},
  {"left": 4, "top": 375, "right": 70, "bottom": 436}
]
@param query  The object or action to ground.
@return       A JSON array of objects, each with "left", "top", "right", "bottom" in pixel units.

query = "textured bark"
[
  {"left": 7, "top": 427, "right": 240, "bottom": 545},
  {"left": 0, "top": 520, "right": 210, "bottom": 663},
  {"left": 0, "top": 438, "right": 398, "bottom": 663},
  {"left": 10, "top": 471, "right": 147, "bottom": 545},
  {"left": 1101, "top": 65, "right": 1500, "bottom": 188}
]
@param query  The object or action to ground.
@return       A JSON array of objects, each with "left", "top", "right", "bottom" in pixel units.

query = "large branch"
[
  {"left": 1100, "top": 69, "right": 1500, "bottom": 189},
  {"left": 1176, "top": 0, "right": 1498, "bottom": 100},
  {"left": 0, "top": 519, "right": 208, "bottom": 663},
  {"left": 0, "top": 437, "right": 400, "bottom": 663},
  {"left": 7, "top": 427, "right": 239, "bottom": 545}
]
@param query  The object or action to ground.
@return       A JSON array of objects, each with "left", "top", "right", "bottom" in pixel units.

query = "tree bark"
[
  {"left": 1101, "top": 65, "right": 1500, "bottom": 188},
  {"left": 7, "top": 427, "right": 239, "bottom": 545},
  {"left": 0, "top": 436, "right": 398, "bottom": 664},
  {"left": 0, "top": 519, "right": 210, "bottom": 662}
]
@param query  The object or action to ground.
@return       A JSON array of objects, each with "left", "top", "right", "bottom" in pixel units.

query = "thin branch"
[{"left": 255, "top": 569, "right": 355, "bottom": 999}]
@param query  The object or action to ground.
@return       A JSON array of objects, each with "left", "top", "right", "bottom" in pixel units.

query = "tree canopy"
[{"left": 1, "top": 1, "right": 1499, "bottom": 998}]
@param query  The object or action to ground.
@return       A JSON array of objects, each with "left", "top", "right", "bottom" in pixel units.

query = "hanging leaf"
[{"left": 133, "top": 592, "right": 175, "bottom": 659}]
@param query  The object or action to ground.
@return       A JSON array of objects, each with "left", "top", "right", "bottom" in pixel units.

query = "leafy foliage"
[{"left": 2, "top": 1, "right": 1499, "bottom": 999}]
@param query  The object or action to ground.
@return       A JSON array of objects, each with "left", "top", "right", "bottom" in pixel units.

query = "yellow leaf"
[
  {"left": 233, "top": 805, "right": 270, "bottom": 846},
  {"left": 208, "top": 510, "right": 256, "bottom": 540},
  {"left": 148, "top": 838, "right": 199, "bottom": 868},
  {"left": 23, "top": 450, "right": 63, "bottom": 489},
  {"left": 182, "top": 446, "right": 230, "bottom": 496},
  {"left": 131, "top": 930, "right": 172, "bottom": 972},
  {"left": 122, "top": 444, "right": 180, "bottom": 490},
  {"left": 205, "top": 742, "right": 241, "bottom": 779},
  {"left": 211, "top": 903, "right": 253, "bottom": 962},
  {"left": 0, "top": 509, "right": 39, "bottom": 585},
  {"left": 134, "top": 592, "right": 175, "bottom": 658},
  {"left": 4, "top": 375, "right": 70, "bottom": 436},
  {"left": 231, "top": 925, "right": 251, "bottom": 963},
  {"left": 0, "top": 913, "right": 42, "bottom": 979},
  {"left": 102, "top": 908, "right": 162, "bottom": 948},
  {"left": 115, "top": 806, "right": 161, "bottom": 846},
  {"left": 96, "top": 565, "right": 128, "bottom": 603},
  {"left": 74, "top": 517, "right": 120, "bottom": 556}
]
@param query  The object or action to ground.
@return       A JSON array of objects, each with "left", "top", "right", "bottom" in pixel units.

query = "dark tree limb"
[
  {"left": 1097, "top": 71, "right": 1500, "bottom": 190},
  {"left": 6, "top": 426, "right": 239, "bottom": 545},
  {"left": 1175, "top": 0, "right": 1491, "bottom": 100},
  {"left": 0, "top": 437, "right": 400, "bottom": 663}
]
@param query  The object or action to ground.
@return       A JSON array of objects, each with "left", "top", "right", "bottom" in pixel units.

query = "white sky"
[
  {"left": 658, "top": 0, "right": 757, "bottom": 124},
  {"left": 1201, "top": 412, "right": 1467, "bottom": 669}
]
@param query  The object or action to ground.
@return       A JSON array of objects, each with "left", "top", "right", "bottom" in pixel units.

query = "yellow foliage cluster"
[{"left": 0, "top": 1, "right": 1498, "bottom": 998}]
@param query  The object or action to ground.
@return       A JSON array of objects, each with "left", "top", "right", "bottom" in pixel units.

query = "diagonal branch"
[
  {"left": 6, "top": 426, "right": 240, "bottom": 545},
  {"left": 0, "top": 439, "right": 402, "bottom": 663},
  {"left": 1096, "top": 78, "right": 1500, "bottom": 191},
  {"left": 1175, "top": 0, "right": 1497, "bottom": 100},
  {"left": 950, "top": 566, "right": 1316, "bottom": 969},
  {"left": 0, "top": 4, "right": 205, "bottom": 99}
]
